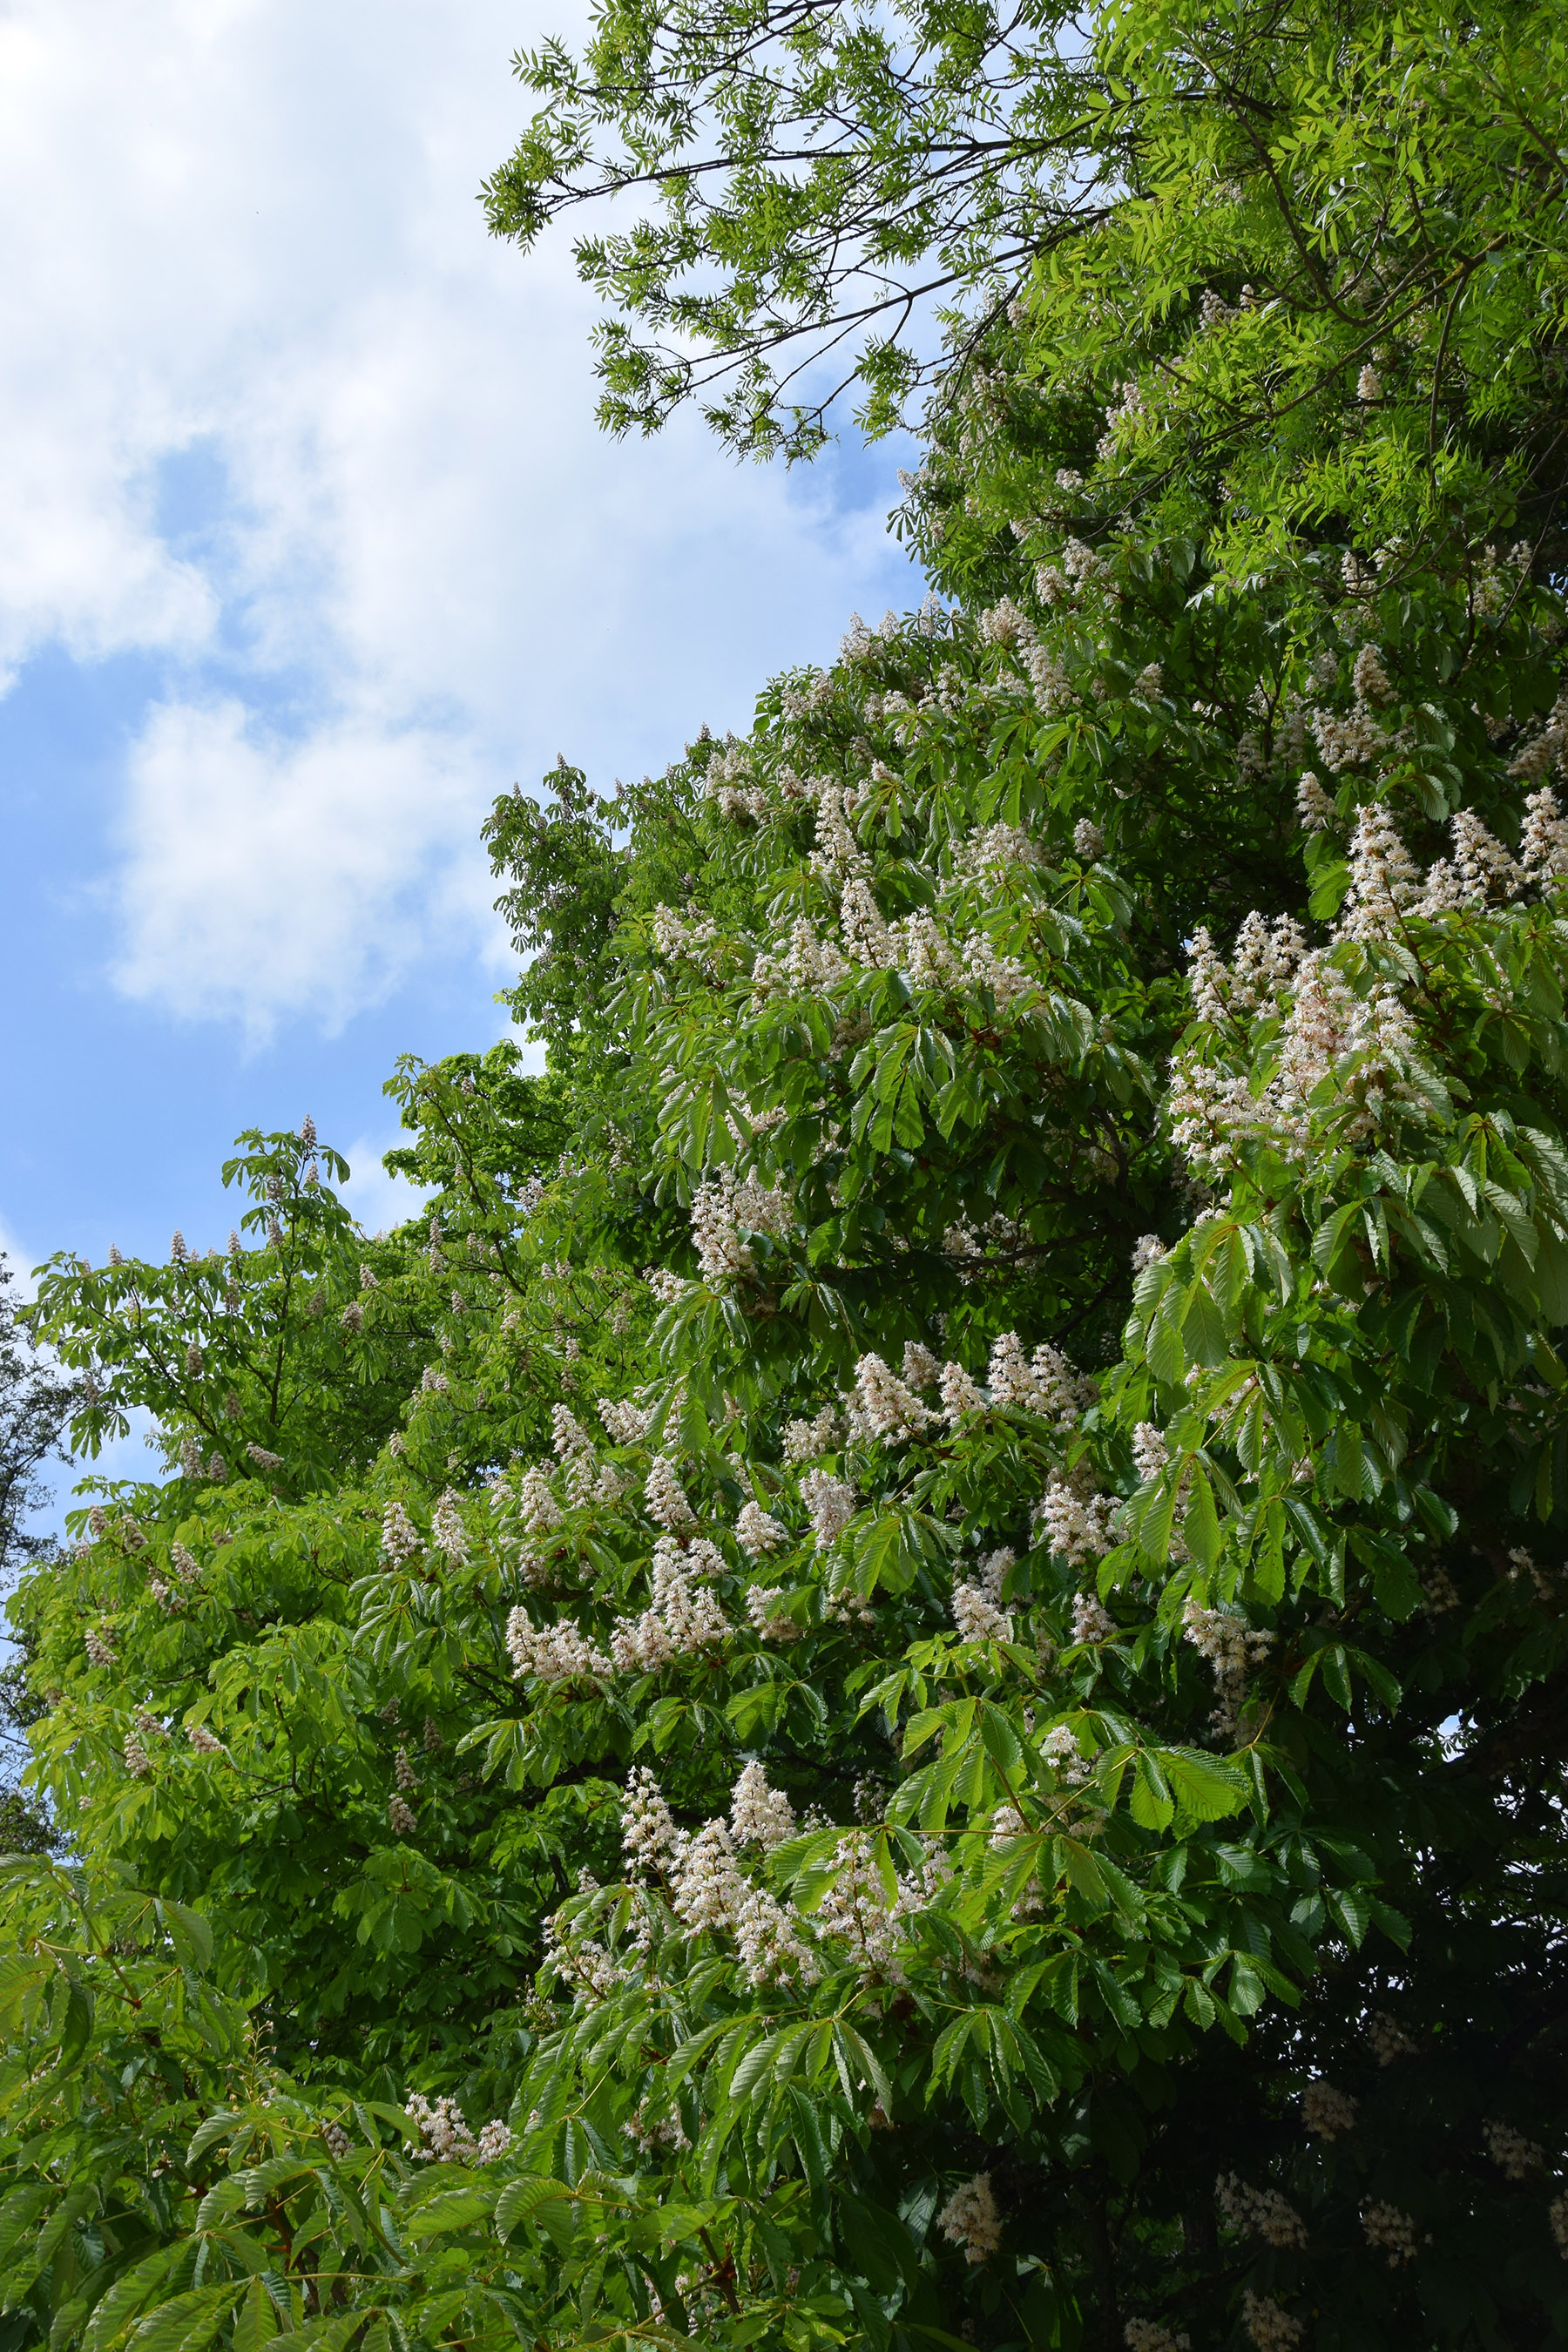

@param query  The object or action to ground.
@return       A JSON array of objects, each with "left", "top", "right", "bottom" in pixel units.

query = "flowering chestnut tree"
[{"left": 6, "top": 0, "right": 1568, "bottom": 2348}]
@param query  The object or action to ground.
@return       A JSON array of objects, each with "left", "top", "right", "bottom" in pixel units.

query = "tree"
[
  {"left": 5, "top": 0, "right": 1568, "bottom": 2347},
  {"left": 0, "top": 1254, "right": 75, "bottom": 1855},
  {"left": 483, "top": 0, "right": 1568, "bottom": 466}
]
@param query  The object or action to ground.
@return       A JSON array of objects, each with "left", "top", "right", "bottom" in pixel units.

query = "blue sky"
[{"left": 0, "top": 0, "right": 919, "bottom": 1308}]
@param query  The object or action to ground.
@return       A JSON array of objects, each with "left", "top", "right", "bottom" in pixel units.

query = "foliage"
[
  {"left": 0, "top": 1253, "right": 76, "bottom": 1856},
  {"left": 6, "top": 1, "right": 1568, "bottom": 2348},
  {"left": 483, "top": 0, "right": 1568, "bottom": 462}
]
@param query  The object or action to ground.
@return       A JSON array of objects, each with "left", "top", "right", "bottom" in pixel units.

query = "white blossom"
[
  {"left": 599, "top": 1396, "right": 656, "bottom": 1443},
  {"left": 781, "top": 1406, "right": 841, "bottom": 1463},
  {"left": 1070, "top": 1591, "right": 1117, "bottom": 1645},
  {"left": 936, "top": 2173, "right": 1002, "bottom": 2264},
  {"left": 622, "top": 1766, "right": 682, "bottom": 1876},
  {"left": 1039, "top": 1723, "right": 1091, "bottom": 1785},
  {"left": 1216, "top": 2173, "right": 1308, "bottom": 2249},
  {"left": 1362, "top": 2201, "right": 1422, "bottom": 2266},
  {"left": 814, "top": 1833, "right": 904, "bottom": 1977},
  {"left": 1301, "top": 2080, "right": 1357, "bottom": 2139},
  {"left": 1240, "top": 2294, "right": 1303, "bottom": 2351},
  {"left": 1484, "top": 2118, "right": 1544, "bottom": 2180},
  {"left": 1132, "top": 1423, "right": 1168, "bottom": 1478},
  {"left": 847, "top": 1352, "right": 936, "bottom": 1442},
  {"left": 746, "top": 1584, "right": 801, "bottom": 1642},
  {"left": 800, "top": 1468, "right": 857, "bottom": 1549},
  {"left": 691, "top": 1170, "right": 794, "bottom": 1283},
  {"left": 505, "top": 1607, "right": 612, "bottom": 1681},
  {"left": 938, "top": 1360, "right": 986, "bottom": 1423},
  {"left": 431, "top": 1490, "right": 470, "bottom": 1563},
  {"left": 737, "top": 1499, "right": 787, "bottom": 1555},
  {"left": 645, "top": 1455, "right": 696, "bottom": 1531},
  {"left": 1366, "top": 2010, "right": 1416, "bottom": 2065},
  {"left": 1183, "top": 1600, "right": 1274, "bottom": 1737},
  {"left": 730, "top": 1761, "right": 796, "bottom": 1850},
  {"left": 1037, "top": 1477, "right": 1117, "bottom": 1565},
  {"left": 382, "top": 1501, "right": 422, "bottom": 1563}
]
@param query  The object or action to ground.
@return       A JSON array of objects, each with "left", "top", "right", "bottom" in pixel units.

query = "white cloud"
[
  {"left": 0, "top": 0, "right": 916, "bottom": 1031},
  {"left": 338, "top": 1133, "right": 432, "bottom": 1239},
  {"left": 115, "top": 700, "right": 496, "bottom": 1036}
]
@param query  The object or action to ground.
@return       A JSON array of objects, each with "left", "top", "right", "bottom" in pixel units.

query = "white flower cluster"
[
  {"left": 1124, "top": 2325, "right": 1190, "bottom": 2352},
  {"left": 989, "top": 1332, "right": 1093, "bottom": 1424},
  {"left": 431, "top": 1490, "right": 469, "bottom": 1564},
  {"left": 939, "top": 1360, "right": 986, "bottom": 1420},
  {"left": 690, "top": 1169, "right": 794, "bottom": 1284},
  {"left": 1039, "top": 1723, "right": 1091, "bottom": 1785},
  {"left": 746, "top": 1583, "right": 801, "bottom": 1642},
  {"left": 1216, "top": 2173, "right": 1308, "bottom": 2249},
  {"left": 1240, "top": 2293, "right": 1302, "bottom": 2351},
  {"left": 619, "top": 1767, "right": 819, "bottom": 1987},
  {"left": 1188, "top": 914, "right": 1307, "bottom": 1023},
  {"left": 846, "top": 1352, "right": 937, "bottom": 1442},
  {"left": 1484, "top": 2118, "right": 1545, "bottom": 2180},
  {"left": 599, "top": 1396, "right": 656, "bottom": 1443},
  {"left": 812, "top": 1833, "right": 908, "bottom": 1977},
  {"left": 1508, "top": 693, "right": 1568, "bottom": 787},
  {"left": 645, "top": 1455, "right": 696, "bottom": 1531},
  {"left": 622, "top": 1766, "right": 681, "bottom": 1876},
  {"left": 382, "top": 1501, "right": 421, "bottom": 1564},
  {"left": 800, "top": 1468, "right": 858, "bottom": 1550},
  {"left": 1037, "top": 1477, "right": 1118, "bottom": 1565},
  {"left": 1069, "top": 1591, "right": 1118, "bottom": 1646},
  {"left": 124, "top": 1731, "right": 152, "bottom": 1777},
  {"left": 751, "top": 916, "right": 850, "bottom": 1000},
  {"left": 321, "top": 2119, "right": 352, "bottom": 2160},
  {"left": 936, "top": 2173, "right": 1002, "bottom": 2264},
  {"left": 1365, "top": 2010, "right": 1416, "bottom": 2065},
  {"left": 1362, "top": 2201, "right": 1422, "bottom": 2266},
  {"left": 406, "top": 2092, "right": 513, "bottom": 2165},
  {"left": 1173, "top": 917, "right": 1428, "bottom": 1175},
  {"left": 187, "top": 1723, "right": 223, "bottom": 1754},
  {"left": 84, "top": 1627, "right": 118, "bottom": 1669},
  {"left": 736, "top": 1499, "right": 787, "bottom": 1555},
  {"left": 950, "top": 1545, "right": 1015, "bottom": 1644},
  {"left": 730, "top": 1761, "right": 797, "bottom": 1850},
  {"left": 505, "top": 1607, "right": 612, "bottom": 1681},
  {"left": 1301, "top": 2079, "right": 1357, "bottom": 2139},
  {"left": 516, "top": 1465, "right": 563, "bottom": 1534},
  {"left": 609, "top": 1541, "right": 731, "bottom": 1672},
  {"left": 1132, "top": 1423, "right": 1168, "bottom": 1478},
  {"left": 781, "top": 1405, "right": 841, "bottom": 1463},
  {"left": 389, "top": 1795, "right": 417, "bottom": 1836},
  {"left": 650, "top": 903, "right": 718, "bottom": 963},
  {"left": 1182, "top": 1600, "right": 1274, "bottom": 1739},
  {"left": 1551, "top": 2193, "right": 1568, "bottom": 2259}
]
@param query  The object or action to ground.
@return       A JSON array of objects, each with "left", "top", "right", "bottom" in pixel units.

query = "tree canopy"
[{"left": 5, "top": 2, "right": 1568, "bottom": 2349}]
